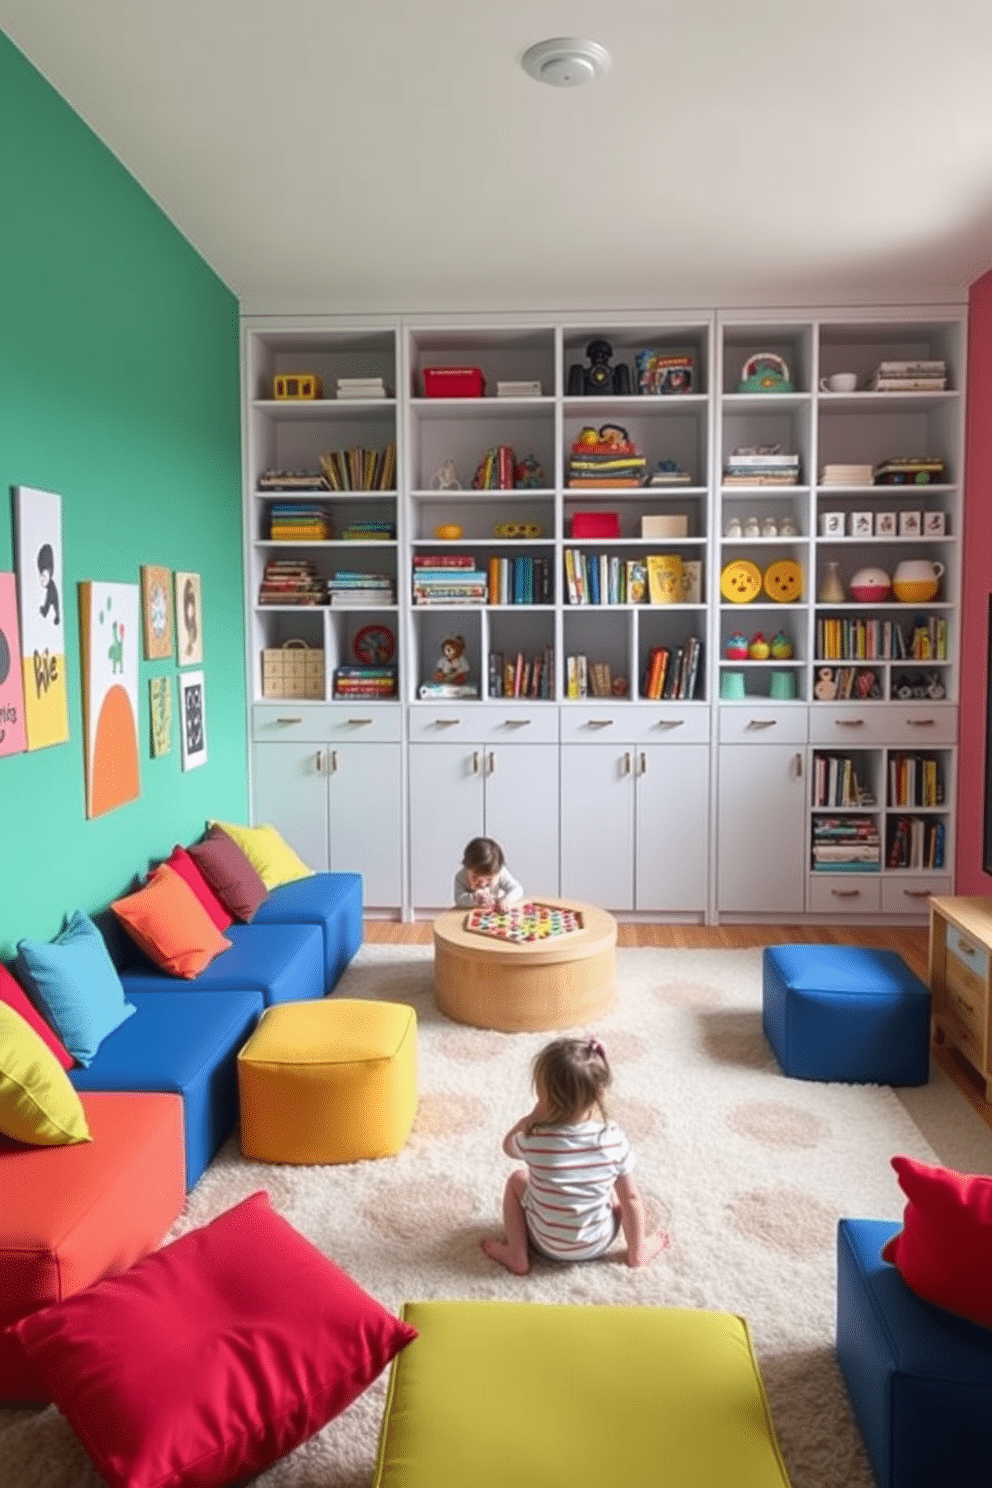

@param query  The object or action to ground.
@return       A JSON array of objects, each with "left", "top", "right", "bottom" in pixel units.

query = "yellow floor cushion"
[
  {"left": 237, "top": 998, "right": 417, "bottom": 1164},
  {"left": 373, "top": 1300, "right": 790, "bottom": 1488}
]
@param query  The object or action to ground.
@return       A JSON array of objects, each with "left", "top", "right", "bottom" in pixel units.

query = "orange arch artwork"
[{"left": 78, "top": 581, "right": 141, "bottom": 818}]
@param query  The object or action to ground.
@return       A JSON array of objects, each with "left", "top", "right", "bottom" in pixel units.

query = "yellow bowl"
[
  {"left": 435, "top": 524, "right": 463, "bottom": 541},
  {"left": 893, "top": 580, "right": 938, "bottom": 603}
]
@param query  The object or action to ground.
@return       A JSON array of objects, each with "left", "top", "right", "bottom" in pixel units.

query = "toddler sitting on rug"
[
  {"left": 453, "top": 835, "right": 523, "bottom": 911},
  {"left": 481, "top": 1036, "right": 668, "bottom": 1273}
]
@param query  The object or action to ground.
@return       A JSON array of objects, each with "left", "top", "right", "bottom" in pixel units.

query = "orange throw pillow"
[{"left": 112, "top": 865, "right": 232, "bottom": 980}]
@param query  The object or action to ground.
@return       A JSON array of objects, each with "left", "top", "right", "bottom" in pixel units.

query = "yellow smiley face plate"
[
  {"left": 494, "top": 521, "right": 542, "bottom": 539},
  {"left": 720, "top": 559, "right": 763, "bottom": 603},
  {"left": 763, "top": 560, "right": 803, "bottom": 602}
]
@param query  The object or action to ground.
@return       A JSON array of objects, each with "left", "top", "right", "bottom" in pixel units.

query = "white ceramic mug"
[{"left": 820, "top": 372, "right": 858, "bottom": 393}]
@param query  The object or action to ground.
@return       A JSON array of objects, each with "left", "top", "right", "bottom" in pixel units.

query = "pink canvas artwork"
[{"left": 0, "top": 572, "right": 28, "bottom": 757}]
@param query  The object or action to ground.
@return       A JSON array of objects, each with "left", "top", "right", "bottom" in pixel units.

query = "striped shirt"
[{"left": 510, "top": 1120, "right": 634, "bottom": 1260}]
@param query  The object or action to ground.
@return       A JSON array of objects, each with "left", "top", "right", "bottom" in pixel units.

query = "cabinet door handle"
[
  {"left": 315, "top": 750, "right": 324, "bottom": 773},
  {"left": 472, "top": 751, "right": 480, "bottom": 775},
  {"left": 906, "top": 718, "right": 936, "bottom": 728},
  {"left": 835, "top": 718, "right": 865, "bottom": 728},
  {"left": 745, "top": 718, "right": 777, "bottom": 731},
  {"left": 638, "top": 752, "right": 647, "bottom": 776},
  {"left": 794, "top": 752, "right": 803, "bottom": 777},
  {"left": 621, "top": 752, "right": 632, "bottom": 776},
  {"left": 487, "top": 751, "right": 496, "bottom": 775},
  {"left": 330, "top": 750, "right": 339, "bottom": 773},
  {"left": 277, "top": 716, "right": 303, "bottom": 726},
  {"left": 347, "top": 717, "right": 373, "bottom": 727}
]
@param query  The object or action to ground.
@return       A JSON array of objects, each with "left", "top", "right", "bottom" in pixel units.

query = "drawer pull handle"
[
  {"left": 836, "top": 718, "right": 865, "bottom": 728},
  {"left": 830, "top": 889, "right": 861, "bottom": 898},
  {"left": 907, "top": 718, "right": 936, "bottom": 727},
  {"left": 654, "top": 718, "right": 685, "bottom": 730},
  {"left": 347, "top": 717, "right": 373, "bottom": 726},
  {"left": 956, "top": 996, "right": 975, "bottom": 1014},
  {"left": 901, "top": 889, "right": 930, "bottom": 899},
  {"left": 435, "top": 718, "right": 460, "bottom": 728},
  {"left": 745, "top": 719, "right": 777, "bottom": 731},
  {"left": 958, "top": 941, "right": 977, "bottom": 957},
  {"left": 276, "top": 716, "right": 303, "bottom": 725},
  {"left": 586, "top": 719, "right": 614, "bottom": 729}
]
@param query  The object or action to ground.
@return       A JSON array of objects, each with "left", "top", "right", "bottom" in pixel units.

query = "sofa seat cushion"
[
  {"left": 121, "top": 922, "right": 324, "bottom": 1007},
  {"left": 252, "top": 872, "right": 363, "bottom": 993},
  {"left": 0, "top": 1090, "right": 185, "bottom": 1404},
  {"left": 373, "top": 1300, "right": 789, "bottom": 1488},
  {"left": 71, "top": 989, "right": 263, "bottom": 1189}
]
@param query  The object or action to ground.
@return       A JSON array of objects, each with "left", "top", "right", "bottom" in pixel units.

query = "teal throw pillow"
[{"left": 17, "top": 911, "right": 136, "bottom": 1067}]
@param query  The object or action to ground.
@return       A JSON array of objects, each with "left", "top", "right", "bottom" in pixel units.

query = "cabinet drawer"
[
  {"left": 559, "top": 705, "right": 709, "bottom": 744},
  {"left": 718, "top": 706, "right": 808, "bottom": 746},
  {"left": 947, "top": 926, "right": 990, "bottom": 986},
  {"left": 937, "top": 1008, "right": 986, "bottom": 1070},
  {"left": 408, "top": 703, "right": 558, "bottom": 743},
  {"left": 809, "top": 704, "right": 956, "bottom": 746},
  {"left": 944, "top": 963, "right": 987, "bottom": 1041},
  {"left": 252, "top": 704, "right": 402, "bottom": 742},
  {"left": 807, "top": 874, "right": 881, "bottom": 915},
  {"left": 881, "top": 875, "right": 951, "bottom": 916}
]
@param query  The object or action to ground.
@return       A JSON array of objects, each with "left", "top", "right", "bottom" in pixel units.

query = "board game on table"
[{"left": 463, "top": 901, "right": 585, "bottom": 943}]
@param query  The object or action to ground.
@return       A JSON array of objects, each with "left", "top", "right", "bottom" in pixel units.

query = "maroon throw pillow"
[
  {"left": 165, "top": 844, "right": 234, "bottom": 931},
  {"left": 187, "top": 825, "right": 268, "bottom": 922},
  {"left": 0, "top": 962, "right": 75, "bottom": 1070}
]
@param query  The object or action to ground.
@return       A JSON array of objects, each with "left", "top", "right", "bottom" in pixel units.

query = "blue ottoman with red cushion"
[{"left": 762, "top": 945, "right": 930, "bottom": 1085}]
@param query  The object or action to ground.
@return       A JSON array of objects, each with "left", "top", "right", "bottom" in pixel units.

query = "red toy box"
[
  {"left": 422, "top": 366, "right": 486, "bottom": 398},
  {"left": 569, "top": 511, "right": 621, "bottom": 539}
]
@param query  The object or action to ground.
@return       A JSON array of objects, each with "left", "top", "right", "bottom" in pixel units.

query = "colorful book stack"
[
  {"left": 887, "top": 817, "right": 945, "bottom": 869},
  {"left": 320, "top": 443, "right": 396, "bottom": 490},
  {"left": 333, "top": 665, "right": 397, "bottom": 699},
  {"left": 341, "top": 519, "right": 396, "bottom": 541},
  {"left": 812, "top": 754, "right": 871, "bottom": 809},
  {"left": 487, "top": 646, "right": 555, "bottom": 699},
  {"left": 723, "top": 447, "right": 800, "bottom": 485},
  {"left": 472, "top": 445, "right": 516, "bottom": 490},
  {"left": 487, "top": 555, "right": 552, "bottom": 605},
  {"left": 872, "top": 456, "right": 946, "bottom": 485},
  {"left": 642, "top": 637, "right": 702, "bottom": 700},
  {"left": 258, "top": 558, "right": 325, "bottom": 605},
  {"left": 327, "top": 572, "right": 395, "bottom": 606},
  {"left": 412, "top": 555, "right": 487, "bottom": 605},
  {"left": 811, "top": 815, "right": 881, "bottom": 871},
  {"left": 566, "top": 431, "right": 646, "bottom": 488},
  {"left": 888, "top": 754, "right": 944, "bottom": 809},
  {"left": 269, "top": 502, "right": 332, "bottom": 540}
]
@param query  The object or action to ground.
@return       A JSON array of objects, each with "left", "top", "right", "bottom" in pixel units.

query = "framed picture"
[
  {"left": 875, "top": 511, "right": 897, "bottom": 537},
  {"left": 150, "top": 676, "right": 172, "bottom": 757},
  {"left": 78, "top": 581, "right": 141, "bottom": 818},
  {"left": 12, "top": 485, "right": 70, "bottom": 750},
  {"left": 141, "top": 565, "right": 174, "bottom": 660},
  {"left": 175, "top": 571, "right": 203, "bottom": 665},
  {"left": 179, "top": 669, "right": 207, "bottom": 770},
  {"left": 819, "top": 512, "right": 844, "bottom": 536},
  {"left": 923, "top": 510, "right": 947, "bottom": 537},
  {"left": 850, "top": 512, "right": 874, "bottom": 537},
  {"left": 0, "top": 572, "right": 27, "bottom": 758},
  {"left": 899, "top": 510, "right": 922, "bottom": 537}
]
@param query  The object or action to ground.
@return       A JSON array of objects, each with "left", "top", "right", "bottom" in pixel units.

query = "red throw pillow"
[
  {"left": 11, "top": 1190, "right": 418, "bottom": 1488},
  {"left": 0, "top": 962, "right": 74, "bottom": 1070},
  {"left": 881, "top": 1154, "right": 992, "bottom": 1326},
  {"left": 165, "top": 844, "right": 233, "bottom": 931},
  {"left": 187, "top": 825, "right": 268, "bottom": 922}
]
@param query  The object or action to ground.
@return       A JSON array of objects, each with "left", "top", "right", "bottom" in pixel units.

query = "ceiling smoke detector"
[{"left": 521, "top": 37, "right": 611, "bottom": 88}]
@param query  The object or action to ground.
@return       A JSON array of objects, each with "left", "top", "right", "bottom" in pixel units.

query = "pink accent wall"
[{"left": 955, "top": 270, "right": 992, "bottom": 890}]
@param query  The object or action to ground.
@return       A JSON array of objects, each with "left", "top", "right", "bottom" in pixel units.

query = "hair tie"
[{"left": 587, "top": 1038, "right": 605, "bottom": 1060}]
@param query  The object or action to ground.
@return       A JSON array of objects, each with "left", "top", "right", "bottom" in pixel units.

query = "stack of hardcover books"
[
  {"left": 258, "top": 558, "right": 325, "bottom": 605},
  {"left": 327, "top": 572, "right": 395, "bottom": 606},
  {"left": 412, "top": 554, "right": 487, "bottom": 604},
  {"left": 723, "top": 446, "right": 800, "bottom": 485},
  {"left": 268, "top": 502, "right": 332, "bottom": 540},
  {"left": 872, "top": 456, "right": 946, "bottom": 485},
  {"left": 566, "top": 432, "right": 646, "bottom": 487},
  {"left": 333, "top": 665, "right": 397, "bottom": 699},
  {"left": 867, "top": 361, "right": 947, "bottom": 391},
  {"left": 335, "top": 376, "right": 389, "bottom": 399},
  {"left": 811, "top": 815, "right": 881, "bottom": 871}
]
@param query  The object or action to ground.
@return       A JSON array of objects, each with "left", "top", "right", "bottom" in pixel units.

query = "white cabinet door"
[
  {"left": 409, "top": 743, "right": 485, "bottom": 909},
  {"left": 560, "top": 745, "right": 635, "bottom": 910},
  {"left": 717, "top": 743, "right": 806, "bottom": 914},
  {"left": 482, "top": 743, "right": 560, "bottom": 899},
  {"left": 635, "top": 743, "right": 710, "bottom": 912},
  {"left": 327, "top": 742, "right": 402, "bottom": 908},
  {"left": 252, "top": 741, "right": 328, "bottom": 871}
]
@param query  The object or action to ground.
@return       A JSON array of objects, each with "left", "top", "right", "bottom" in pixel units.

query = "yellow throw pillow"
[
  {"left": 0, "top": 1001, "right": 92, "bottom": 1145},
  {"left": 211, "top": 821, "right": 313, "bottom": 890}
]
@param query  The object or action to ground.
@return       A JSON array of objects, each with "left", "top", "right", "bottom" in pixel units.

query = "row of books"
[
  {"left": 811, "top": 754, "right": 873, "bottom": 809},
  {"left": 258, "top": 559, "right": 325, "bottom": 605},
  {"left": 327, "top": 572, "right": 395, "bottom": 607},
  {"left": 333, "top": 666, "right": 397, "bottom": 699},
  {"left": 563, "top": 551, "right": 702, "bottom": 606},
  {"left": 723, "top": 449, "right": 800, "bottom": 486},
  {"left": 268, "top": 502, "right": 333, "bottom": 541},
  {"left": 887, "top": 817, "right": 945, "bottom": 870},
  {"left": 642, "top": 638, "right": 702, "bottom": 700},
  {"left": 472, "top": 445, "right": 516, "bottom": 490},
  {"left": 486, "top": 555, "right": 553, "bottom": 605},
  {"left": 811, "top": 815, "right": 881, "bottom": 870},
  {"left": 488, "top": 647, "right": 555, "bottom": 699},
  {"left": 889, "top": 754, "right": 944, "bottom": 809},
  {"left": 816, "top": 616, "right": 948, "bottom": 662},
  {"left": 319, "top": 444, "right": 396, "bottom": 491}
]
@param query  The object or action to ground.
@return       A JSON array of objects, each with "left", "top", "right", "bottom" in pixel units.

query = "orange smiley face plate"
[
  {"left": 720, "top": 559, "right": 763, "bottom": 603},
  {"left": 763, "top": 559, "right": 803, "bottom": 602}
]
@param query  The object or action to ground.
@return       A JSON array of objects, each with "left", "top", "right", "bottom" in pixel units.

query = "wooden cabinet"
[{"left": 928, "top": 896, "right": 992, "bottom": 1101}]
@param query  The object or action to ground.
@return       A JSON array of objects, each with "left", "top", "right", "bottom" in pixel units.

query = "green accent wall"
[{"left": 0, "top": 33, "right": 247, "bottom": 950}]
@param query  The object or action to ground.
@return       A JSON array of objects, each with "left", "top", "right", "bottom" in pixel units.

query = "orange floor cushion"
[{"left": 0, "top": 1089, "right": 186, "bottom": 1403}]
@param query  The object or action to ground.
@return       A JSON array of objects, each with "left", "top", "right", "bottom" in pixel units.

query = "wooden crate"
[{"left": 261, "top": 640, "right": 325, "bottom": 699}]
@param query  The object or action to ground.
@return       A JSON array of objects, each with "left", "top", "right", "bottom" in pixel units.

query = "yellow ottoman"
[{"left": 237, "top": 999, "right": 418, "bottom": 1164}]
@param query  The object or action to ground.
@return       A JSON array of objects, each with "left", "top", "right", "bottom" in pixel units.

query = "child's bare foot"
[
  {"left": 481, "top": 1236, "right": 530, "bottom": 1275},
  {"left": 628, "top": 1231, "right": 670, "bottom": 1268}
]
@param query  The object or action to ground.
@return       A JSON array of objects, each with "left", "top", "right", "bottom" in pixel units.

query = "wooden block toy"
[{"left": 273, "top": 373, "right": 323, "bottom": 400}]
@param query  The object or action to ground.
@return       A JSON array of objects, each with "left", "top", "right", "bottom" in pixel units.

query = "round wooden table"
[{"left": 432, "top": 898, "right": 617, "bottom": 1033}]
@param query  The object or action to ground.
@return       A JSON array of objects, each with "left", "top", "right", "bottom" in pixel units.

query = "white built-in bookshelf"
[{"left": 241, "top": 309, "right": 965, "bottom": 922}]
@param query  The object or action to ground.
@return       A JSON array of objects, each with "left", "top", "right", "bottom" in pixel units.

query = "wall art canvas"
[
  {"left": 0, "top": 572, "right": 27, "bottom": 757},
  {"left": 12, "top": 485, "right": 70, "bottom": 750},
  {"left": 141, "top": 564, "right": 174, "bottom": 660},
  {"left": 150, "top": 675, "right": 172, "bottom": 757},
  {"left": 179, "top": 669, "right": 207, "bottom": 770},
  {"left": 78, "top": 581, "right": 141, "bottom": 818},
  {"left": 175, "top": 570, "right": 203, "bottom": 666}
]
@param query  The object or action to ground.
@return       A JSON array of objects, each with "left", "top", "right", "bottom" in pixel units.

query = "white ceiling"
[{"left": 3, "top": 1, "right": 992, "bottom": 317}]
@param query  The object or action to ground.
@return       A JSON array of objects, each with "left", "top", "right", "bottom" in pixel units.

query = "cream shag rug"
[{"left": 4, "top": 945, "right": 991, "bottom": 1488}]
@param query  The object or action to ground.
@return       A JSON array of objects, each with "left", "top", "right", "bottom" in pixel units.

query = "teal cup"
[
  {"left": 769, "top": 670, "right": 797, "bottom": 700},
  {"left": 720, "top": 671, "right": 746, "bottom": 700}
]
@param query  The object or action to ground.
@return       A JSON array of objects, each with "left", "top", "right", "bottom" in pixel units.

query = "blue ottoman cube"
[
  {"left": 762, "top": 945, "right": 930, "bottom": 1084},
  {"left": 837, "top": 1218, "right": 992, "bottom": 1488}
]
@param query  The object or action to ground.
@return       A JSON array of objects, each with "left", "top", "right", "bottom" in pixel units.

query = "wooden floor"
[{"left": 363, "top": 918, "right": 930, "bottom": 983}]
